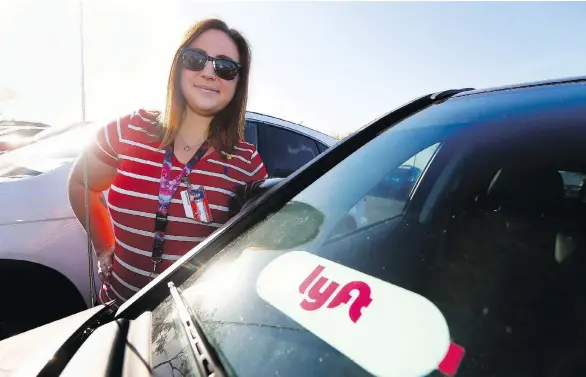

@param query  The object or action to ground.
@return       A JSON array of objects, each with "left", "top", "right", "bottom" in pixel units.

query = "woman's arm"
[{"left": 67, "top": 151, "right": 117, "bottom": 255}]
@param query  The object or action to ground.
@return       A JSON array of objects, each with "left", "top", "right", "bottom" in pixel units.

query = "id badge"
[{"left": 181, "top": 186, "right": 213, "bottom": 223}]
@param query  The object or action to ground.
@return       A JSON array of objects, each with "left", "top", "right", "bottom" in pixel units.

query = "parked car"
[
  {"left": 0, "top": 112, "right": 336, "bottom": 338},
  {"left": 3, "top": 76, "right": 586, "bottom": 377},
  {"left": 387, "top": 165, "right": 422, "bottom": 196},
  {"left": 368, "top": 164, "right": 423, "bottom": 200},
  {"left": 0, "top": 120, "right": 50, "bottom": 153}
]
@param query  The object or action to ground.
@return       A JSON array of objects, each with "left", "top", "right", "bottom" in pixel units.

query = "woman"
[{"left": 68, "top": 18, "right": 267, "bottom": 308}]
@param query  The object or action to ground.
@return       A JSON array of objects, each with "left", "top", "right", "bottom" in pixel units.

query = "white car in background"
[{"left": 0, "top": 112, "right": 336, "bottom": 338}]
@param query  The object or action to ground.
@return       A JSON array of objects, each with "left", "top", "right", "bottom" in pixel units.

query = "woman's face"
[{"left": 180, "top": 29, "right": 240, "bottom": 117}]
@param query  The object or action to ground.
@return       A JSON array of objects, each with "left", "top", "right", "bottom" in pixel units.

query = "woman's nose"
[{"left": 200, "top": 60, "right": 216, "bottom": 80}]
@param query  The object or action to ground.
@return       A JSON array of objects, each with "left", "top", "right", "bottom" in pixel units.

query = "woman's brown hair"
[{"left": 158, "top": 18, "right": 251, "bottom": 156}]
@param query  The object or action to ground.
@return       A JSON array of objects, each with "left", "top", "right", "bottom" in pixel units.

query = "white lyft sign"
[{"left": 256, "top": 251, "right": 455, "bottom": 377}]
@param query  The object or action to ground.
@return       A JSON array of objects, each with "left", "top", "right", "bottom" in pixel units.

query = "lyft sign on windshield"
[{"left": 257, "top": 251, "right": 464, "bottom": 377}]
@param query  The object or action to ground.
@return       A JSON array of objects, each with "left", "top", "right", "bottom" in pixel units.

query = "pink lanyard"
[{"left": 151, "top": 141, "right": 210, "bottom": 274}]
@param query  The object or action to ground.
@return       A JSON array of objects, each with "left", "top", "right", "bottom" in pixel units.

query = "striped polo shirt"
[{"left": 90, "top": 109, "right": 268, "bottom": 307}]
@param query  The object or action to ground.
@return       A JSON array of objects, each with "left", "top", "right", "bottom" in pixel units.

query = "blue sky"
[{"left": 1, "top": 1, "right": 584, "bottom": 137}]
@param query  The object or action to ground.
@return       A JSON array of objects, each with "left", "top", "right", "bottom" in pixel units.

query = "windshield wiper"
[{"left": 168, "top": 281, "right": 227, "bottom": 377}]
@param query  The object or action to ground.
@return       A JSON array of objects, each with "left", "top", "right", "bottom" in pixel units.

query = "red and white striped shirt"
[{"left": 90, "top": 109, "right": 268, "bottom": 307}]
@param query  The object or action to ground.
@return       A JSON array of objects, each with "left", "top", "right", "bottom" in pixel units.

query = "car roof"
[
  {"left": 452, "top": 75, "right": 586, "bottom": 98},
  {"left": 246, "top": 111, "right": 338, "bottom": 147}
]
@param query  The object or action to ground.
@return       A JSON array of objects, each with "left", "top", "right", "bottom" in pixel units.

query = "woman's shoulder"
[
  {"left": 91, "top": 109, "right": 162, "bottom": 164},
  {"left": 108, "top": 108, "right": 162, "bottom": 141},
  {"left": 121, "top": 108, "right": 161, "bottom": 128}
]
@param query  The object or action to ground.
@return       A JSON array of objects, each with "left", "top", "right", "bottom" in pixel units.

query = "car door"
[{"left": 257, "top": 123, "right": 321, "bottom": 178}]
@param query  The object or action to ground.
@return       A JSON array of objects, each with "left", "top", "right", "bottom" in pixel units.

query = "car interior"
[{"left": 418, "top": 126, "right": 586, "bottom": 377}]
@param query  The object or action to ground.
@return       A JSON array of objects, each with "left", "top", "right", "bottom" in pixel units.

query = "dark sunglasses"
[{"left": 180, "top": 48, "right": 241, "bottom": 81}]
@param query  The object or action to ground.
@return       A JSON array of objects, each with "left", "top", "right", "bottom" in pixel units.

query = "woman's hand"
[{"left": 96, "top": 246, "right": 115, "bottom": 283}]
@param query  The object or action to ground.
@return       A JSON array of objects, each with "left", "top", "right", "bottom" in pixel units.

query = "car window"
[
  {"left": 258, "top": 125, "right": 319, "bottom": 178},
  {"left": 244, "top": 120, "right": 258, "bottom": 147},
  {"left": 559, "top": 170, "right": 585, "bottom": 200},
  {"left": 335, "top": 143, "right": 440, "bottom": 235},
  {"left": 0, "top": 122, "right": 96, "bottom": 178},
  {"left": 0, "top": 127, "right": 43, "bottom": 139},
  {"left": 151, "top": 82, "right": 586, "bottom": 377},
  {"left": 0, "top": 125, "right": 48, "bottom": 153},
  {"left": 316, "top": 141, "right": 329, "bottom": 153}
]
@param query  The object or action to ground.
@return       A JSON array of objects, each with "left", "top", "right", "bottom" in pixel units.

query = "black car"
[{"left": 2, "top": 76, "right": 586, "bottom": 377}]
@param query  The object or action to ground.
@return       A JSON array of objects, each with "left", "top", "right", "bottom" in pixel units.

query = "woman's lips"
[{"left": 194, "top": 84, "right": 219, "bottom": 93}]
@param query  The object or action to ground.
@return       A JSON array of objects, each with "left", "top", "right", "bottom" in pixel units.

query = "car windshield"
[
  {"left": 151, "top": 82, "right": 586, "bottom": 377},
  {"left": 0, "top": 121, "right": 96, "bottom": 178}
]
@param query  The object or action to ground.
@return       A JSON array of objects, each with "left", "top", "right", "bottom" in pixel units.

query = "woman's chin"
[{"left": 187, "top": 101, "right": 224, "bottom": 117}]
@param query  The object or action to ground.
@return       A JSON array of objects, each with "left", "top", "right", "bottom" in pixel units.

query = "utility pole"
[
  {"left": 79, "top": 0, "right": 96, "bottom": 307},
  {"left": 79, "top": 0, "right": 86, "bottom": 122}
]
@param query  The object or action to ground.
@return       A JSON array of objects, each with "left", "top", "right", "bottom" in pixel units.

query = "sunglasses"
[{"left": 180, "top": 48, "right": 241, "bottom": 81}]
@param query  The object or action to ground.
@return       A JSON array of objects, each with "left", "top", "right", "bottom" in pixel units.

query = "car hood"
[{"left": 0, "top": 305, "right": 106, "bottom": 377}]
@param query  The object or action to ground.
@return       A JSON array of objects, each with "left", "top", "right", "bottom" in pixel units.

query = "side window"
[
  {"left": 333, "top": 143, "right": 440, "bottom": 235},
  {"left": 244, "top": 121, "right": 258, "bottom": 147},
  {"left": 316, "top": 142, "right": 329, "bottom": 153},
  {"left": 258, "top": 125, "right": 320, "bottom": 178}
]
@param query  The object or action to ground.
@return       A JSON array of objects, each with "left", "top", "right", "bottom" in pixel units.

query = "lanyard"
[{"left": 151, "top": 140, "right": 211, "bottom": 275}]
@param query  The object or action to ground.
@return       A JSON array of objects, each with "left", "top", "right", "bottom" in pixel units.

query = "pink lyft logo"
[
  {"left": 299, "top": 265, "right": 372, "bottom": 323},
  {"left": 256, "top": 250, "right": 457, "bottom": 376}
]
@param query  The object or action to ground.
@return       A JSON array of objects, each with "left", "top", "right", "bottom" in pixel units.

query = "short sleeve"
[{"left": 89, "top": 118, "right": 122, "bottom": 168}]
